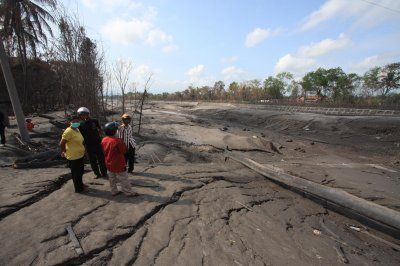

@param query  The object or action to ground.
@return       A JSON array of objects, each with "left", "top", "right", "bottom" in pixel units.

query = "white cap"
[{"left": 77, "top": 107, "right": 90, "bottom": 114}]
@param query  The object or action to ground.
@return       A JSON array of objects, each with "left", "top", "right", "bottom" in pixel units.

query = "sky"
[{"left": 62, "top": 0, "right": 400, "bottom": 93}]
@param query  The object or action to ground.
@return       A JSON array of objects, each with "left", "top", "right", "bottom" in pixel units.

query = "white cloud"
[
  {"left": 102, "top": 18, "right": 153, "bottom": 45},
  {"left": 101, "top": 5, "right": 177, "bottom": 50},
  {"left": 301, "top": 0, "right": 400, "bottom": 31},
  {"left": 245, "top": 28, "right": 272, "bottom": 48},
  {"left": 186, "top": 65, "right": 205, "bottom": 77},
  {"left": 146, "top": 29, "right": 173, "bottom": 46},
  {"left": 298, "top": 33, "right": 350, "bottom": 57},
  {"left": 221, "top": 66, "right": 245, "bottom": 79},
  {"left": 274, "top": 54, "right": 316, "bottom": 75},
  {"left": 351, "top": 53, "right": 400, "bottom": 73},
  {"left": 162, "top": 44, "right": 179, "bottom": 53}
]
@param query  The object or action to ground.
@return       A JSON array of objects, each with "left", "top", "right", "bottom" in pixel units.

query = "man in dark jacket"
[
  {"left": 77, "top": 107, "right": 107, "bottom": 178},
  {"left": 0, "top": 111, "right": 6, "bottom": 146}
]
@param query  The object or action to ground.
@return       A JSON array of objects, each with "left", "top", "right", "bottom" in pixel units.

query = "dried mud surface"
[{"left": 0, "top": 101, "right": 399, "bottom": 265}]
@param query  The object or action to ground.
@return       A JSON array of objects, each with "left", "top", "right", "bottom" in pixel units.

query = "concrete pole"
[{"left": 0, "top": 39, "right": 30, "bottom": 142}]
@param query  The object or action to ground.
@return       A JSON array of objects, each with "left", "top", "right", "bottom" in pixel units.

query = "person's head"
[
  {"left": 121, "top": 113, "right": 131, "bottom": 125},
  {"left": 70, "top": 115, "right": 81, "bottom": 129},
  {"left": 77, "top": 107, "right": 90, "bottom": 120},
  {"left": 104, "top": 122, "right": 119, "bottom": 136},
  {"left": 26, "top": 119, "right": 32, "bottom": 123}
]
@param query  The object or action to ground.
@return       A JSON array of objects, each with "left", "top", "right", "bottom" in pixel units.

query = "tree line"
[{"left": 150, "top": 63, "right": 400, "bottom": 108}]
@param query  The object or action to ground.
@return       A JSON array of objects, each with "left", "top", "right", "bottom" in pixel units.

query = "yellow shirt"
[{"left": 62, "top": 127, "right": 85, "bottom": 160}]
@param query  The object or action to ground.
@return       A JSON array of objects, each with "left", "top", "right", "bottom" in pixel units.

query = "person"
[
  {"left": 60, "top": 116, "right": 88, "bottom": 193},
  {"left": 102, "top": 122, "right": 137, "bottom": 196},
  {"left": 77, "top": 107, "right": 107, "bottom": 179},
  {"left": 26, "top": 119, "right": 36, "bottom": 132},
  {"left": 0, "top": 111, "right": 6, "bottom": 146},
  {"left": 118, "top": 113, "right": 137, "bottom": 173}
]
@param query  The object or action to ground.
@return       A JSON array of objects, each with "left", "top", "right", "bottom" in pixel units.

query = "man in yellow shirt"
[{"left": 60, "top": 116, "right": 87, "bottom": 193}]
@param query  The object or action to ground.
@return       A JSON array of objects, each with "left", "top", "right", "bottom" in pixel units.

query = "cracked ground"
[{"left": 1, "top": 101, "right": 400, "bottom": 265}]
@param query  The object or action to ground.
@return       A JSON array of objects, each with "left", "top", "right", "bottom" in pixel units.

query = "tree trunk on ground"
[{"left": 0, "top": 39, "right": 30, "bottom": 142}]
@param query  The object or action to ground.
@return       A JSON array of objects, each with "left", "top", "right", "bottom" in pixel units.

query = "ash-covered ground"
[{"left": 0, "top": 101, "right": 399, "bottom": 265}]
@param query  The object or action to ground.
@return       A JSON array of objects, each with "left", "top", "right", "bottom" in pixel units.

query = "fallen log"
[{"left": 225, "top": 151, "right": 400, "bottom": 239}]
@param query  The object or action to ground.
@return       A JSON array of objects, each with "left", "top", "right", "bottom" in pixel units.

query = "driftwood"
[{"left": 225, "top": 151, "right": 400, "bottom": 238}]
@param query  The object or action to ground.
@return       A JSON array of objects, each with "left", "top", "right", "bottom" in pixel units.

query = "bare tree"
[
  {"left": 137, "top": 73, "right": 153, "bottom": 135},
  {"left": 113, "top": 59, "right": 133, "bottom": 113}
]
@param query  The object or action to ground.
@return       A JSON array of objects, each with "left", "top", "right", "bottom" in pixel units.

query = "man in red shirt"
[{"left": 101, "top": 122, "right": 137, "bottom": 196}]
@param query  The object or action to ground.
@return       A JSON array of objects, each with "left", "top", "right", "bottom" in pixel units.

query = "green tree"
[
  {"left": 263, "top": 76, "right": 285, "bottom": 99},
  {"left": 363, "top": 67, "right": 381, "bottom": 97},
  {"left": 380, "top": 62, "right": 400, "bottom": 96}
]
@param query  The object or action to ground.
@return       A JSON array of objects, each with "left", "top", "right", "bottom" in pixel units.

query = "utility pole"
[{"left": 0, "top": 39, "right": 30, "bottom": 142}]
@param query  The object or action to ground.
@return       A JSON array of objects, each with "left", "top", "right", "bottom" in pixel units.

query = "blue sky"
[{"left": 62, "top": 0, "right": 400, "bottom": 93}]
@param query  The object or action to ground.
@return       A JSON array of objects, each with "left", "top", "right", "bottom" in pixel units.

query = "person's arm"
[{"left": 60, "top": 139, "right": 67, "bottom": 158}]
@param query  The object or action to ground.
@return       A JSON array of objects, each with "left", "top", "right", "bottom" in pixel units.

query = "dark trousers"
[
  {"left": 68, "top": 157, "right": 84, "bottom": 192},
  {"left": 0, "top": 127, "right": 5, "bottom": 145},
  {"left": 125, "top": 145, "right": 135, "bottom": 172},
  {"left": 87, "top": 143, "right": 107, "bottom": 177}
]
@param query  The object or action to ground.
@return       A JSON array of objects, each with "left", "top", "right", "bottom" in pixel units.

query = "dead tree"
[
  {"left": 137, "top": 73, "right": 153, "bottom": 135},
  {"left": 113, "top": 59, "right": 133, "bottom": 114}
]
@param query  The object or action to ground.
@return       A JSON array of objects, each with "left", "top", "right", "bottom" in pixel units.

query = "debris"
[
  {"left": 348, "top": 225, "right": 361, "bottom": 232},
  {"left": 260, "top": 133, "right": 266, "bottom": 138},
  {"left": 220, "top": 127, "right": 228, "bottom": 131},
  {"left": 235, "top": 201, "right": 254, "bottom": 212},
  {"left": 334, "top": 244, "right": 349, "bottom": 264},
  {"left": 66, "top": 223, "right": 84, "bottom": 255},
  {"left": 225, "top": 152, "right": 400, "bottom": 235},
  {"left": 269, "top": 142, "right": 282, "bottom": 154},
  {"left": 294, "top": 147, "right": 306, "bottom": 153},
  {"left": 278, "top": 145, "right": 285, "bottom": 149},
  {"left": 310, "top": 142, "right": 315, "bottom": 145},
  {"left": 286, "top": 139, "right": 293, "bottom": 142},
  {"left": 252, "top": 135, "right": 257, "bottom": 139},
  {"left": 313, "top": 229, "right": 322, "bottom": 236}
]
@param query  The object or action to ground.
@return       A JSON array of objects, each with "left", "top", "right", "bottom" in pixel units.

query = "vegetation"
[{"left": 150, "top": 63, "right": 400, "bottom": 108}]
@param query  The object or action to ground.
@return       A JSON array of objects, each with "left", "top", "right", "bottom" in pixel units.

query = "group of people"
[{"left": 60, "top": 107, "right": 137, "bottom": 196}]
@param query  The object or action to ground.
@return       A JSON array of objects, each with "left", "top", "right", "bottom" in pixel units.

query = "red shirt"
[{"left": 101, "top": 136, "right": 127, "bottom": 173}]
